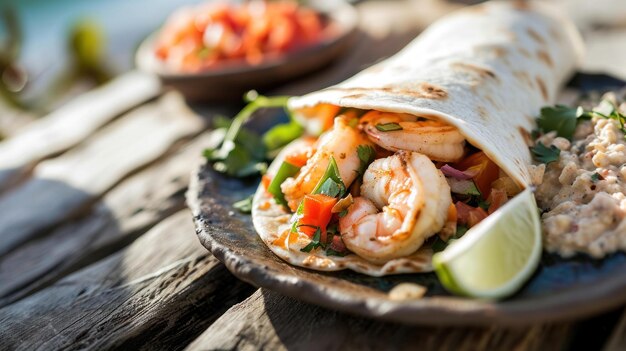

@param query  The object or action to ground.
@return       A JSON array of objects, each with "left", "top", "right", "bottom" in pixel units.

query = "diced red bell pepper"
[{"left": 298, "top": 194, "right": 337, "bottom": 243}]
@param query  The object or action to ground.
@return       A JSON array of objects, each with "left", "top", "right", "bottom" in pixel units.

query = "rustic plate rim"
[{"left": 187, "top": 160, "right": 626, "bottom": 326}]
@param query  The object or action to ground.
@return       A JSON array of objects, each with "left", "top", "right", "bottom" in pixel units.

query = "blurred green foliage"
[{"left": 0, "top": 6, "right": 112, "bottom": 114}]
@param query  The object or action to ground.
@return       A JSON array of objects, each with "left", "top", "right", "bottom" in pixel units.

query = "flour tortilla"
[{"left": 253, "top": 1, "right": 584, "bottom": 276}]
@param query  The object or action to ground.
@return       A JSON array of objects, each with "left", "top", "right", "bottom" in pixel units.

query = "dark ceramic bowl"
[{"left": 135, "top": 1, "right": 358, "bottom": 102}]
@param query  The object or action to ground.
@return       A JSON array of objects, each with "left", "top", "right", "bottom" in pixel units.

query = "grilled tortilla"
[{"left": 252, "top": 1, "right": 584, "bottom": 276}]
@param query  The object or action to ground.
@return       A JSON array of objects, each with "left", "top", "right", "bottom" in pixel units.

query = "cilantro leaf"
[
  {"left": 537, "top": 105, "right": 578, "bottom": 140},
  {"left": 356, "top": 145, "right": 376, "bottom": 177},
  {"left": 317, "top": 178, "right": 342, "bottom": 198},
  {"left": 375, "top": 122, "right": 403, "bottom": 132},
  {"left": 233, "top": 195, "right": 253, "bottom": 213},
  {"left": 300, "top": 227, "right": 323, "bottom": 252},
  {"left": 530, "top": 142, "right": 560, "bottom": 164},
  {"left": 312, "top": 156, "right": 347, "bottom": 198}
]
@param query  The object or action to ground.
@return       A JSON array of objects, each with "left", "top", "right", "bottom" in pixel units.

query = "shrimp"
[
  {"left": 339, "top": 151, "right": 452, "bottom": 264},
  {"left": 281, "top": 116, "right": 374, "bottom": 211},
  {"left": 360, "top": 111, "right": 466, "bottom": 162}
]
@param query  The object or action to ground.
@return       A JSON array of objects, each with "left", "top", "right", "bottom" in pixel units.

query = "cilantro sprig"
[
  {"left": 530, "top": 142, "right": 560, "bottom": 164},
  {"left": 588, "top": 100, "right": 626, "bottom": 139},
  {"left": 536, "top": 101, "right": 626, "bottom": 141},
  {"left": 299, "top": 223, "right": 347, "bottom": 256},
  {"left": 203, "top": 91, "right": 303, "bottom": 177}
]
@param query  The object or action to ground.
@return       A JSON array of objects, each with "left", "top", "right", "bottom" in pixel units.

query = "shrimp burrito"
[{"left": 252, "top": 1, "right": 584, "bottom": 276}]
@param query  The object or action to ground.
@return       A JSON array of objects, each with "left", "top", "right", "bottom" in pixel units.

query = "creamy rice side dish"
[{"left": 534, "top": 92, "right": 626, "bottom": 258}]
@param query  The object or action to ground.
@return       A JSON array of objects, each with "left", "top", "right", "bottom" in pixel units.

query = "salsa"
[{"left": 154, "top": 0, "right": 328, "bottom": 72}]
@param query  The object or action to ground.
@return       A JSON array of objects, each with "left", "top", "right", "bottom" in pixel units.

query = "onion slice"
[{"left": 441, "top": 164, "right": 475, "bottom": 180}]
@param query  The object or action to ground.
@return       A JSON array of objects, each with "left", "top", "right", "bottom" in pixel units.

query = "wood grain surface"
[
  {"left": 0, "top": 211, "right": 255, "bottom": 351},
  {"left": 0, "top": 92, "right": 204, "bottom": 256},
  {"left": 186, "top": 289, "right": 573, "bottom": 351},
  {"left": 1, "top": 1, "right": 625, "bottom": 350},
  {"left": 0, "top": 133, "right": 212, "bottom": 306},
  {"left": 0, "top": 72, "right": 160, "bottom": 192}
]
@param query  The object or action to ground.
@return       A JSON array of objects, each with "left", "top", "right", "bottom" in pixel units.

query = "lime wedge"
[{"left": 433, "top": 188, "right": 541, "bottom": 299}]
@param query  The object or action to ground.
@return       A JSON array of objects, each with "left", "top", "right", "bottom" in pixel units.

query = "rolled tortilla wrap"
[{"left": 253, "top": 1, "right": 584, "bottom": 276}]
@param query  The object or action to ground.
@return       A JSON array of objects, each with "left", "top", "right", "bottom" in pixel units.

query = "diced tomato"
[
  {"left": 261, "top": 175, "right": 272, "bottom": 191},
  {"left": 467, "top": 207, "right": 488, "bottom": 228},
  {"left": 330, "top": 235, "right": 347, "bottom": 253},
  {"left": 295, "top": 9, "right": 322, "bottom": 43},
  {"left": 455, "top": 201, "right": 473, "bottom": 226},
  {"left": 156, "top": 1, "right": 326, "bottom": 72},
  {"left": 245, "top": 46, "right": 264, "bottom": 65},
  {"left": 487, "top": 188, "right": 508, "bottom": 215},
  {"left": 454, "top": 151, "right": 500, "bottom": 199},
  {"left": 284, "top": 151, "right": 309, "bottom": 168},
  {"left": 268, "top": 18, "right": 296, "bottom": 52},
  {"left": 455, "top": 201, "right": 487, "bottom": 228},
  {"left": 229, "top": 5, "right": 251, "bottom": 29},
  {"left": 298, "top": 194, "right": 337, "bottom": 243}
]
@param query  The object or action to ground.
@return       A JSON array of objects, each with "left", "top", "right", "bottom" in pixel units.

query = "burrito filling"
[{"left": 262, "top": 104, "right": 521, "bottom": 264}]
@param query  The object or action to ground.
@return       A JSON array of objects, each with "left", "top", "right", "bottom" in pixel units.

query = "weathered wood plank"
[
  {"left": 0, "top": 131, "right": 221, "bottom": 306},
  {"left": 0, "top": 92, "right": 205, "bottom": 256},
  {"left": 0, "top": 210, "right": 255, "bottom": 351},
  {"left": 186, "top": 289, "right": 573, "bottom": 351},
  {"left": 604, "top": 310, "right": 626, "bottom": 351},
  {"left": 0, "top": 71, "right": 160, "bottom": 192},
  {"left": 0, "top": 102, "right": 36, "bottom": 139}
]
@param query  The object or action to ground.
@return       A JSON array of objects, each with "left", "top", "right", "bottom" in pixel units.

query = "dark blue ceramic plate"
[{"left": 188, "top": 73, "right": 626, "bottom": 326}]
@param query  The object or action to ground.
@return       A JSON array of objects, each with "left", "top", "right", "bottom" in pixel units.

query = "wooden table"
[{"left": 2, "top": 1, "right": 626, "bottom": 350}]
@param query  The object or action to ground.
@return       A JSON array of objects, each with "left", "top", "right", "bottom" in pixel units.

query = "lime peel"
[{"left": 433, "top": 188, "right": 541, "bottom": 299}]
